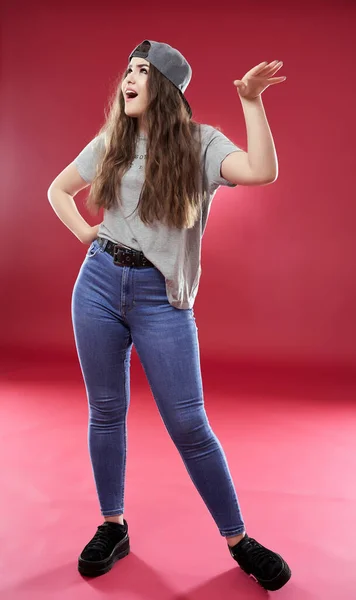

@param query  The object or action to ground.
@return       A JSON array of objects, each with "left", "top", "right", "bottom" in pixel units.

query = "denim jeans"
[{"left": 71, "top": 238, "right": 245, "bottom": 537}]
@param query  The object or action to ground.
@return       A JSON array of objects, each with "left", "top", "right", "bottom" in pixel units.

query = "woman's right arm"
[{"left": 47, "top": 163, "right": 100, "bottom": 245}]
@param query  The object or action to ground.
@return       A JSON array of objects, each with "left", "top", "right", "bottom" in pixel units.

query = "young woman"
[{"left": 48, "top": 40, "right": 290, "bottom": 590}]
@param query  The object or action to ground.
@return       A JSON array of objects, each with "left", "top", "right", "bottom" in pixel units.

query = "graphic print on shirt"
[{"left": 129, "top": 152, "right": 147, "bottom": 170}]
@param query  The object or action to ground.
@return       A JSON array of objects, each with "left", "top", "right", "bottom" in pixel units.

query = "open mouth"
[{"left": 125, "top": 91, "right": 138, "bottom": 102}]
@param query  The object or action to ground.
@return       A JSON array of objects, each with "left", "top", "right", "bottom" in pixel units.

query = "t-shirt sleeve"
[
  {"left": 73, "top": 134, "right": 106, "bottom": 183},
  {"left": 202, "top": 125, "right": 243, "bottom": 189}
]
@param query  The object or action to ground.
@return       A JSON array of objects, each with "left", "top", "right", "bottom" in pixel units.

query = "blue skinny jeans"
[{"left": 71, "top": 238, "right": 245, "bottom": 537}]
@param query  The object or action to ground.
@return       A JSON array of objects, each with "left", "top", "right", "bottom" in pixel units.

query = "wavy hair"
[{"left": 86, "top": 42, "right": 206, "bottom": 229}]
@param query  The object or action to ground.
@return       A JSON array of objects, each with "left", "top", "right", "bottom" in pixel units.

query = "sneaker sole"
[{"left": 78, "top": 536, "right": 130, "bottom": 577}]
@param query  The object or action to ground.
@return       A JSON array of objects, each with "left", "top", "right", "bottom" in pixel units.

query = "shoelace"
[
  {"left": 236, "top": 538, "right": 276, "bottom": 571},
  {"left": 88, "top": 524, "right": 120, "bottom": 552}
]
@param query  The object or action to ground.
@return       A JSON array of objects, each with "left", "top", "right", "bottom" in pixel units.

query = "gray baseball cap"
[{"left": 129, "top": 40, "right": 192, "bottom": 118}]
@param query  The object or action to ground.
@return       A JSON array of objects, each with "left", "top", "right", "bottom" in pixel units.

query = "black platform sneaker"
[
  {"left": 229, "top": 534, "right": 291, "bottom": 591},
  {"left": 78, "top": 520, "right": 130, "bottom": 577}
]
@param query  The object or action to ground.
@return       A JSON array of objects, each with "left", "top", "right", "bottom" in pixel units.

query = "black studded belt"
[{"left": 97, "top": 237, "right": 155, "bottom": 268}]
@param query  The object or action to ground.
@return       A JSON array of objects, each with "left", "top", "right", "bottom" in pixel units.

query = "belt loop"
[{"left": 97, "top": 236, "right": 108, "bottom": 251}]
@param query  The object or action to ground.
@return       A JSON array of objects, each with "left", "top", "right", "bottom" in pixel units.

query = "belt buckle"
[
  {"left": 113, "top": 245, "right": 124, "bottom": 266},
  {"left": 113, "top": 245, "right": 135, "bottom": 267}
]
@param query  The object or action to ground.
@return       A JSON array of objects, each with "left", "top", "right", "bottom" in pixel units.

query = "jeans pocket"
[{"left": 86, "top": 238, "right": 102, "bottom": 258}]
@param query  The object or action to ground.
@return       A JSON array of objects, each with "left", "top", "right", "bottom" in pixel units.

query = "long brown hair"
[{"left": 86, "top": 43, "right": 206, "bottom": 229}]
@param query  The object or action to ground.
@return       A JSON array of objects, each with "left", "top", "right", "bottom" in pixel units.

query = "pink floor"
[{"left": 1, "top": 355, "right": 356, "bottom": 600}]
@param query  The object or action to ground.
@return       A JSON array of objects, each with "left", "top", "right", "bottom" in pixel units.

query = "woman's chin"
[{"left": 124, "top": 107, "right": 141, "bottom": 118}]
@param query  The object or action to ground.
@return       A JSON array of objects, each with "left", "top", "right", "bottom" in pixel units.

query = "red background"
[
  {"left": 1, "top": 0, "right": 355, "bottom": 372},
  {"left": 2, "top": 3, "right": 356, "bottom": 597}
]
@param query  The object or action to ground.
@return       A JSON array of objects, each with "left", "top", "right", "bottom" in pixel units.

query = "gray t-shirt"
[{"left": 74, "top": 124, "right": 241, "bottom": 309}]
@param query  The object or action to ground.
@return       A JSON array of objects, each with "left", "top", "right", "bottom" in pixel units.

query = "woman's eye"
[{"left": 125, "top": 67, "right": 148, "bottom": 77}]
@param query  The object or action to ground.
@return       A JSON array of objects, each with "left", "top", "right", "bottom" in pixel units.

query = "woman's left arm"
[{"left": 221, "top": 60, "right": 286, "bottom": 186}]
